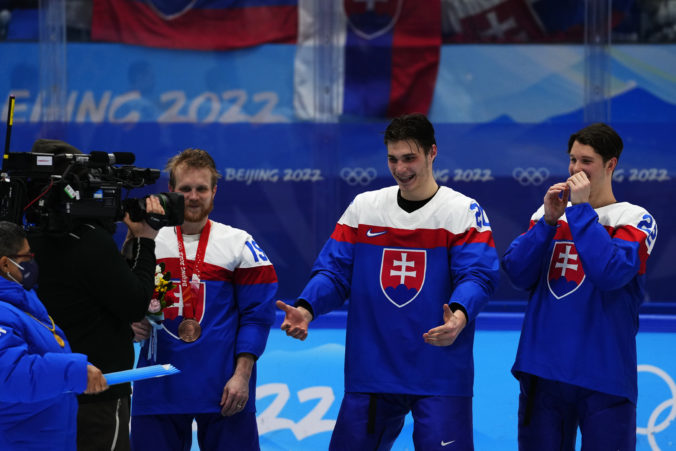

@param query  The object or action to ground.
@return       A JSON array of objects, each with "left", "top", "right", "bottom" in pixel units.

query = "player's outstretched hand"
[
  {"left": 423, "top": 304, "right": 467, "bottom": 347},
  {"left": 276, "top": 300, "right": 311, "bottom": 341}
]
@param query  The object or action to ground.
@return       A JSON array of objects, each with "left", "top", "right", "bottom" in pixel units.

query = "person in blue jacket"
[
  {"left": 0, "top": 221, "right": 108, "bottom": 450},
  {"left": 502, "top": 123, "right": 658, "bottom": 450},
  {"left": 277, "top": 113, "right": 500, "bottom": 450}
]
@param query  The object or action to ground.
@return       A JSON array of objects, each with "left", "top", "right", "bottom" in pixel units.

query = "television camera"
[
  {"left": 1, "top": 98, "right": 183, "bottom": 233},
  {"left": 0, "top": 147, "right": 183, "bottom": 233}
]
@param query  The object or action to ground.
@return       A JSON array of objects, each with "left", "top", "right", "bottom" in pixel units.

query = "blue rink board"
[{"left": 130, "top": 312, "right": 676, "bottom": 451}]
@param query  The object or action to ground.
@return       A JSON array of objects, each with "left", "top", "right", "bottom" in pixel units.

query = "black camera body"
[
  {"left": 124, "top": 192, "right": 184, "bottom": 231},
  {"left": 0, "top": 149, "right": 184, "bottom": 233}
]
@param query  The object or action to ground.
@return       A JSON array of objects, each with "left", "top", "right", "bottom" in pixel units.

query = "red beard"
[{"left": 184, "top": 199, "right": 214, "bottom": 223}]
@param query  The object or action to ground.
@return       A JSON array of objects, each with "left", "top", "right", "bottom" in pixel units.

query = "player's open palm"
[
  {"left": 276, "top": 300, "right": 311, "bottom": 341},
  {"left": 423, "top": 304, "right": 467, "bottom": 347}
]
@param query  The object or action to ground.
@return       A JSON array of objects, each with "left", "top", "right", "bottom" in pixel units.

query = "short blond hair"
[{"left": 166, "top": 148, "right": 221, "bottom": 189}]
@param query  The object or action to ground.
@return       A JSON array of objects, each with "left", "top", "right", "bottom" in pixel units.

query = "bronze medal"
[{"left": 178, "top": 318, "right": 201, "bottom": 342}]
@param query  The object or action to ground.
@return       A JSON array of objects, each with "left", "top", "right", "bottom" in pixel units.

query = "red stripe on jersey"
[
  {"left": 158, "top": 257, "right": 232, "bottom": 282},
  {"left": 452, "top": 228, "right": 496, "bottom": 248},
  {"left": 609, "top": 224, "right": 650, "bottom": 274},
  {"left": 353, "top": 224, "right": 494, "bottom": 248},
  {"left": 234, "top": 265, "right": 278, "bottom": 285},
  {"left": 331, "top": 223, "right": 358, "bottom": 244},
  {"left": 358, "top": 224, "right": 446, "bottom": 247},
  {"left": 610, "top": 224, "right": 647, "bottom": 243},
  {"left": 553, "top": 222, "right": 573, "bottom": 240}
]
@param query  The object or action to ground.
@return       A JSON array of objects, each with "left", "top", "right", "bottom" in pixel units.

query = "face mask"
[{"left": 7, "top": 258, "right": 39, "bottom": 291}]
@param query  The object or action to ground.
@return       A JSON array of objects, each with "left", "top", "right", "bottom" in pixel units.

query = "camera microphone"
[{"left": 89, "top": 151, "right": 136, "bottom": 166}]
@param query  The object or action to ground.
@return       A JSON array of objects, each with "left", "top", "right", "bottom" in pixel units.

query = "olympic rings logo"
[
  {"left": 512, "top": 167, "right": 550, "bottom": 186},
  {"left": 340, "top": 167, "right": 377, "bottom": 186},
  {"left": 638, "top": 365, "right": 676, "bottom": 450}
]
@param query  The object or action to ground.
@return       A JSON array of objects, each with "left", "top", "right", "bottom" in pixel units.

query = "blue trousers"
[
  {"left": 517, "top": 374, "right": 636, "bottom": 451},
  {"left": 130, "top": 412, "right": 259, "bottom": 451},
  {"left": 329, "top": 392, "right": 474, "bottom": 451}
]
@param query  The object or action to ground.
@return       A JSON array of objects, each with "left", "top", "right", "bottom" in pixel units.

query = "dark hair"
[
  {"left": 0, "top": 221, "right": 26, "bottom": 258},
  {"left": 166, "top": 148, "right": 222, "bottom": 189},
  {"left": 384, "top": 113, "right": 437, "bottom": 156},
  {"left": 568, "top": 123, "right": 623, "bottom": 163}
]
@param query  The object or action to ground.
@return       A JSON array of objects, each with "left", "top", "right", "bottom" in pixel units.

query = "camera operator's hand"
[
  {"left": 124, "top": 196, "right": 165, "bottom": 240},
  {"left": 131, "top": 317, "right": 152, "bottom": 342}
]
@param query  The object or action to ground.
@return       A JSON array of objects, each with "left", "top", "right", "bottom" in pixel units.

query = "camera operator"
[{"left": 27, "top": 141, "right": 165, "bottom": 451}]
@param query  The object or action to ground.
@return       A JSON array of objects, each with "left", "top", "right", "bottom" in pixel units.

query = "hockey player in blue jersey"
[
  {"left": 277, "top": 113, "right": 500, "bottom": 450},
  {"left": 503, "top": 123, "right": 658, "bottom": 451},
  {"left": 130, "top": 149, "right": 278, "bottom": 451}
]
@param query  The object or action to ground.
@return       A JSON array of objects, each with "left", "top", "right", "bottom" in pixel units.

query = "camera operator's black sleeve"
[
  {"left": 31, "top": 222, "right": 156, "bottom": 402},
  {"left": 80, "top": 231, "right": 156, "bottom": 323}
]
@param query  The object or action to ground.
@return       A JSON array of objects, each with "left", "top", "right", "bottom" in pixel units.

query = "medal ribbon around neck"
[
  {"left": 25, "top": 311, "right": 65, "bottom": 348},
  {"left": 176, "top": 220, "right": 211, "bottom": 321}
]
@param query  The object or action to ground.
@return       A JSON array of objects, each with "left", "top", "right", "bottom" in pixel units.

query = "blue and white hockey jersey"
[
  {"left": 503, "top": 202, "right": 657, "bottom": 404},
  {"left": 132, "top": 220, "right": 278, "bottom": 415},
  {"left": 300, "top": 186, "right": 500, "bottom": 396}
]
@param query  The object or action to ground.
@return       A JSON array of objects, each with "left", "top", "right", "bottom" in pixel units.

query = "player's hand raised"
[{"left": 567, "top": 171, "right": 591, "bottom": 205}]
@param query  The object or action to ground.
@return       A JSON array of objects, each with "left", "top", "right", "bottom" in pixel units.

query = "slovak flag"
[
  {"left": 91, "top": 0, "right": 297, "bottom": 50},
  {"left": 294, "top": 0, "right": 441, "bottom": 120}
]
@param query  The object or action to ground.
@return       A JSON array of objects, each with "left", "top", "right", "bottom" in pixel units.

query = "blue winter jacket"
[{"left": 0, "top": 277, "right": 89, "bottom": 450}]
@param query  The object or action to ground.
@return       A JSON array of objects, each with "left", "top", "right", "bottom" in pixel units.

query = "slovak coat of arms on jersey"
[
  {"left": 380, "top": 248, "right": 426, "bottom": 307},
  {"left": 547, "top": 241, "right": 586, "bottom": 299}
]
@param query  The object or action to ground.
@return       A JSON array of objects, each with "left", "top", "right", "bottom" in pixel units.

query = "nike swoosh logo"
[
  {"left": 441, "top": 440, "right": 455, "bottom": 446},
  {"left": 366, "top": 228, "right": 387, "bottom": 237}
]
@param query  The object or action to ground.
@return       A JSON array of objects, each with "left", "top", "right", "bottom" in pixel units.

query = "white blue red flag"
[
  {"left": 294, "top": 0, "right": 441, "bottom": 119},
  {"left": 91, "top": 0, "right": 297, "bottom": 50}
]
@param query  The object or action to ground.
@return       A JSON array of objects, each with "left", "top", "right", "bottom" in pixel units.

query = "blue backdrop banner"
[{"left": 1, "top": 43, "right": 675, "bottom": 303}]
